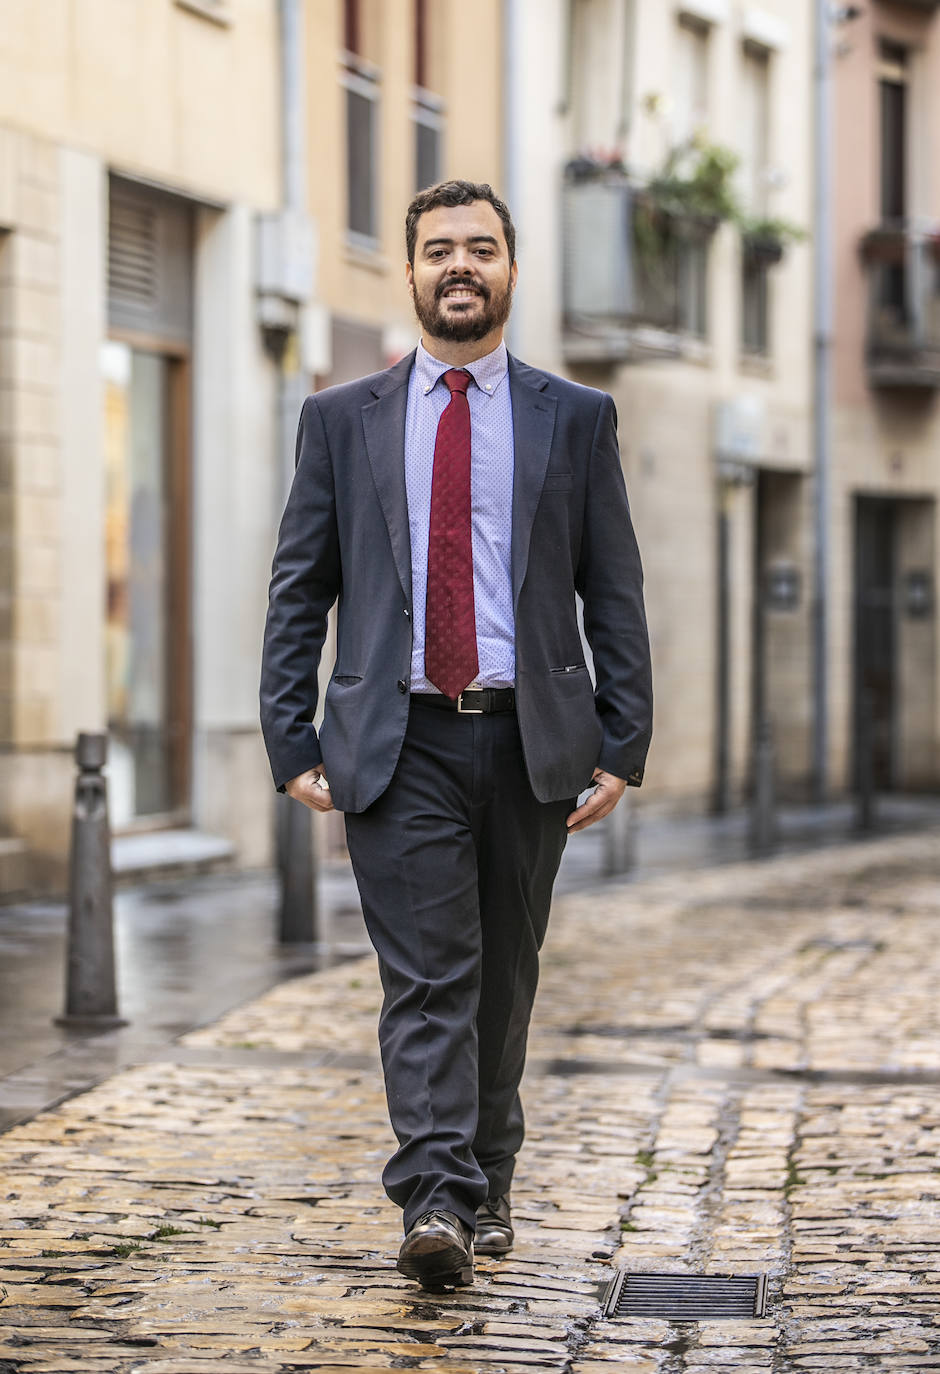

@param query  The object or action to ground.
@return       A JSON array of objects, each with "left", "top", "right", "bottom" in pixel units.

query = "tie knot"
[{"left": 444, "top": 368, "right": 471, "bottom": 397}]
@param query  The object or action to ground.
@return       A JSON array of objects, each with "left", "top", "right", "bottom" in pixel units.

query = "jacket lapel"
[
  {"left": 361, "top": 350, "right": 557, "bottom": 610},
  {"left": 361, "top": 352, "right": 415, "bottom": 602},
  {"left": 509, "top": 354, "right": 557, "bottom": 608}
]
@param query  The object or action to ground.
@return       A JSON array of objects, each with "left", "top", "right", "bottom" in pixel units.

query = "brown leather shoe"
[
  {"left": 397, "top": 1210, "right": 474, "bottom": 1290},
  {"left": 474, "top": 1195, "right": 513, "bottom": 1255}
]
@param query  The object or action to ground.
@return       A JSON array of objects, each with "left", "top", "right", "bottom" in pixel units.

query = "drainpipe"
[
  {"left": 811, "top": 0, "right": 832, "bottom": 802},
  {"left": 273, "top": 0, "right": 313, "bottom": 499},
  {"left": 502, "top": 0, "right": 523, "bottom": 353},
  {"left": 259, "top": 0, "right": 321, "bottom": 944},
  {"left": 280, "top": 0, "right": 305, "bottom": 216}
]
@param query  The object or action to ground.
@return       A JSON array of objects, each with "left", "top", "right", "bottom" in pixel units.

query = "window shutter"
[
  {"left": 107, "top": 179, "right": 193, "bottom": 342},
  {"left": 108, "top": 198, "right": 158, "bottom": 316}
]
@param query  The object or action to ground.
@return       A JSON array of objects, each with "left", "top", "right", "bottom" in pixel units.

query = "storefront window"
[{"left": 103, "top": 341, "right": 181, "bottom": 824}]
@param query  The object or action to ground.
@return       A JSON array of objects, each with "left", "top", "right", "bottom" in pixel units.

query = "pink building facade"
[{"left": 830, "top": 0, "right": 940, "bottom": 793}]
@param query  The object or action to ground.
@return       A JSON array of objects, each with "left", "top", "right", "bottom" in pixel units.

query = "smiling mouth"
[{"left": 439, "top": 283, "right": 483, "bottom": 302}]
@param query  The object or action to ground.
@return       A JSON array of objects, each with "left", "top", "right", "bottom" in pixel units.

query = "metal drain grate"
[{"left": 603, "top": 1270, "right": 768, "bottom": 1321}]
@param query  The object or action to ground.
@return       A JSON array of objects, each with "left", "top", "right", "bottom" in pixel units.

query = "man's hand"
[
  {"left": 566, "top": 768, "right": 626, "bottom": 833},
  {"left": 285, "top": 767, "right": 334, "bottom": 813}
]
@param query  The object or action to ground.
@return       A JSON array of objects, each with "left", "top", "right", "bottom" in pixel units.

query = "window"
[
  {"left": 568, "top": 0, "right": 627, "bottom": 151},
  {"left": 677, "top": 236, "right": 708, "bottom": 338},
  {"left": 414, "top": 0, "right": 428, "bottom": 86},
  {"left": 344, "top": 0, "right": 360, "bottom": 55},
  {"left": 412, "top": 0, "right": 444, "bottom": 190},
  {"left": 414, "top": 97, "right": 443, "bottom": 191},
  {"left": 344, "top": 68, "right": 379, "bottom": 242},
  {"left": 740, "top": 42, "right": 772, "bottom": 356},
  {"left": 105, "top": 180, "right": 194, "bottom": 823},
  {"left": 343, "top": 0, "right": 381, "bottom": 246},
  {"left": 740, "top": 42, "right": 770, "bottom": 215},
  {"left": 631, "top": 215, "right": 710, "bottom": 340},
  {"left": 876, "top": 42, "right": 908, "bottom": 326},
  {"left": 879, "top": 41, "right": 907, "bottom": 222},
  {"left": 742, "top": 256, "right": 770, "bottom": 355},
  {"left": 674, "top": 15, "right": 710, "bottom": 145}
]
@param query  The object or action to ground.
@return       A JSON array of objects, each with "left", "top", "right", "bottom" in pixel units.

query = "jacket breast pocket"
[
  {"left": 332, "top": 674, "right": 363, "bottom": 686},
  {"left": 543, "top": 472, "right": 574, "bottom": 492}
]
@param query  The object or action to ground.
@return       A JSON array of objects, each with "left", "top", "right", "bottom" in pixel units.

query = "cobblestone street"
[{"left": 3, "top": 829, "right": 940, "bottom": 1372}]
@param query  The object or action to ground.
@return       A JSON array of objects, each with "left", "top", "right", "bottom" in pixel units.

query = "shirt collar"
[{"left": 415, "top": 338, "right": 509, "bottom": 398}]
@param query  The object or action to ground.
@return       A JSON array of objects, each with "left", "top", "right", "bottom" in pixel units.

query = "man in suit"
[{"left": 261, "top": 179, "right": 652, "bottom": 1291}]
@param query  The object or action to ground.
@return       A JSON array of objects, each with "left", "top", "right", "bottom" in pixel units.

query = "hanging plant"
[
  {"left": 741, "top": 215, "right": 807, "bottom": 266},
  {"left": 564, "top": 150, "right": 628, "bottom": 182},
  {"left": 859, "top": 226, "right": 907, "bottom": 266},
  {"left": 646, "top": 139, "right": 742, "bottom": 228}
]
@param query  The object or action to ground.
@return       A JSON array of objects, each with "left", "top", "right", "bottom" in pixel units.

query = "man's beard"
[{"left": 412, "top": 274, "right": 513, "bottom": 343}]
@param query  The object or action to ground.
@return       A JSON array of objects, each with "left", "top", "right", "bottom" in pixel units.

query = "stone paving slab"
[{"left": 3, "top": 830, "right": 940, "bottom": 1370}]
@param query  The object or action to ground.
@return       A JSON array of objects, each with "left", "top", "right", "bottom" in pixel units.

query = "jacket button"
[
  {"left": 397, "top": 679, "right": 407, "bottom": 693},
  {"left": 403, "top": 607, "right": 411, "bottom": 619}
]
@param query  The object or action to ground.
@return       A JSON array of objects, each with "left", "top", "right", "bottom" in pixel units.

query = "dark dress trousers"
[{"left": 260, "top": 350, "right": 653, "bottom": 1231}]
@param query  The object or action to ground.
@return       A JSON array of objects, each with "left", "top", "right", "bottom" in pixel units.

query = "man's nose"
[{"left": 448, "top": 249, "right": 473, "bottom": 274}]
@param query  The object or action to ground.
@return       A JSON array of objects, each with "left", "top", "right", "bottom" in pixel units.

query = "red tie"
[{"left": 425, "top": 368, "right": 479, "bottom": 698}]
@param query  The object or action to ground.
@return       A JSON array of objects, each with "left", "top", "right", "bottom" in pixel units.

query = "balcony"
[
  {"left": 860, "top": 224, "right": 940, "bottom": 389},
  {"left": 562, "top": 171, "right": 713, "bottom": 364}
]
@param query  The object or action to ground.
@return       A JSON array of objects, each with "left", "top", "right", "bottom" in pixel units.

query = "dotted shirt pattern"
[{"left": 405, "top": 339, "right": 516, "bottom": 692}]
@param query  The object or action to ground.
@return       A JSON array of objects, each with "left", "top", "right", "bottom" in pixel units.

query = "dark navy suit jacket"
[{"left": 260, "top": 350, "right": 653, "bottom": 813}]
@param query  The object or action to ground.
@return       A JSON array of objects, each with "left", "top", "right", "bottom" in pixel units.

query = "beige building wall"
[
  {"left": 306, "top": 0, "right": 504, "bottom": 371},
  {"left": 0, "top": 0, "right": 284, "bottom": 893},
  {"left": 510, "top": 0, "right": 813, "bottom": 810},
  {"left": 296, "top": 0, "right": 503, "bottom": 859},
  {"left": 0, "top": 1, "right": 280, "bottom": 208},
  {"left": 830, "top": 0, "right": 940, "bottom": 792}
]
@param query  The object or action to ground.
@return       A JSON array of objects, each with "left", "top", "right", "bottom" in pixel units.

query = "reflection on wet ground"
[{"left": 2, "top": 793, "right": 939, "bottom": 1129}]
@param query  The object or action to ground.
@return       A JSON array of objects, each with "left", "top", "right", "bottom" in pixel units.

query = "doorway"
[
  {"left": 854, "top": 494, "right": 937, "bottom": 792},
  {"left": 854, "top": 497, "right": 897, "bottom": 790},
  {"left": 103, "top": 343, "right": 191, "bottom": 825},
  {"left": 105, "top": 177, "right": 194, "bottom": 827}
]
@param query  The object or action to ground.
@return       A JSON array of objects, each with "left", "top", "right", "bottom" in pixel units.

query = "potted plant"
[
  {"left": 646, "top": 138, "right": 742, "bottom": 232},
  {"left": 859, "top": 226, "right": 907, "bottom": 266},
  {"left": 741, "top": 215, "right": 806, "bottom": 266}
]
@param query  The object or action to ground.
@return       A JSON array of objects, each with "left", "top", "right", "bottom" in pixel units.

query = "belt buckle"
[{"left": 457, "top": 690, "right": 484, "bottom": 715}]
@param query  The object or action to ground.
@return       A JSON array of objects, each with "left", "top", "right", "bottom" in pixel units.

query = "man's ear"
[
  {"left": 405, "top": 262, "right": 415, "bottom": 293},
  {"left": 510, "top": 260, "right": 518, "bottom": 289}
]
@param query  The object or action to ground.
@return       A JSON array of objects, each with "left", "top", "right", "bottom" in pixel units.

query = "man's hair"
[{"left": 405, "top": 180, "right": 516, "bottom": 266}]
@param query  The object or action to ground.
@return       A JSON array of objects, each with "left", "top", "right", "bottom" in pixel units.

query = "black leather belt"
[{"left": 411, "top": 688, "right": 516, "bottom": 715}]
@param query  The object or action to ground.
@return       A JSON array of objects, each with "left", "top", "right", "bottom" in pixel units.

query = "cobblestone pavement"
[{"left": 3, "top": 829, "right": 940, "bottom": 1371}]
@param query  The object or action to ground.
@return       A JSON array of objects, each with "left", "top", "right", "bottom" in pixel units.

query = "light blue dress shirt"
[{"left": 405, "top": 339, "right": 516, "bottom": 692}]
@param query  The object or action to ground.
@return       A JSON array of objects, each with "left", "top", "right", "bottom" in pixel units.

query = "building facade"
[
  {"left": 301, "top": 0, "right": 505, "bottom": 856},
  {"left": 0, "top": 0, "right": 295, "bottom": 895},
  {"left": 506, "top": 0, "right": 814, "bottom": 812},
  {"left": 831, "top": 0, "right": 940, "bottom": 796},
  {"left": 0, "top": 0, "right": 505, "bottom": 898},
  {"left": 305, "top": 0, "right": 504, "bottom": 386}
]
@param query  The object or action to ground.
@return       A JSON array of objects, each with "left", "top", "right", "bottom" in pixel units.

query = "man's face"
[{"left": 406, "top": 202, "right": 517, "bottom": 345}]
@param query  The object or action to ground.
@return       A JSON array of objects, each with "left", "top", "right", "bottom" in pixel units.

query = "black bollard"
[
  {"left": 749, "top": 718, "right": 777, "bottom": 857},
  {"left": 603, "top": 791, "right": 635, "bottom": 877},
  {"left": 56, "top": 733, "right": 127, "bottom": 1029},
  {"left": 277, "top": 792, "right": 318, "bottom": 944},
  {"left": 855, "top": 688, "right": 876, "bottom": 833}
]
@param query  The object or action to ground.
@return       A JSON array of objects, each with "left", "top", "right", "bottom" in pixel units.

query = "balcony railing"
[
  {"left": 861, "top": 224, "right": 940, "bottom": 389},
  {"left": 562, "top": 172, "right": 713, "bottom": 363}
]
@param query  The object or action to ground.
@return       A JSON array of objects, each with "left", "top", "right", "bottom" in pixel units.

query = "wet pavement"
[
  {"left": 1, "top": 821, "right": 940, "bottom": 1369},
  {"left": 0, "top": 866, "right": 362, "bottom": 1132},
  {"left": 3, "top": 792, "right": 940, "bottom": 1131}
]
